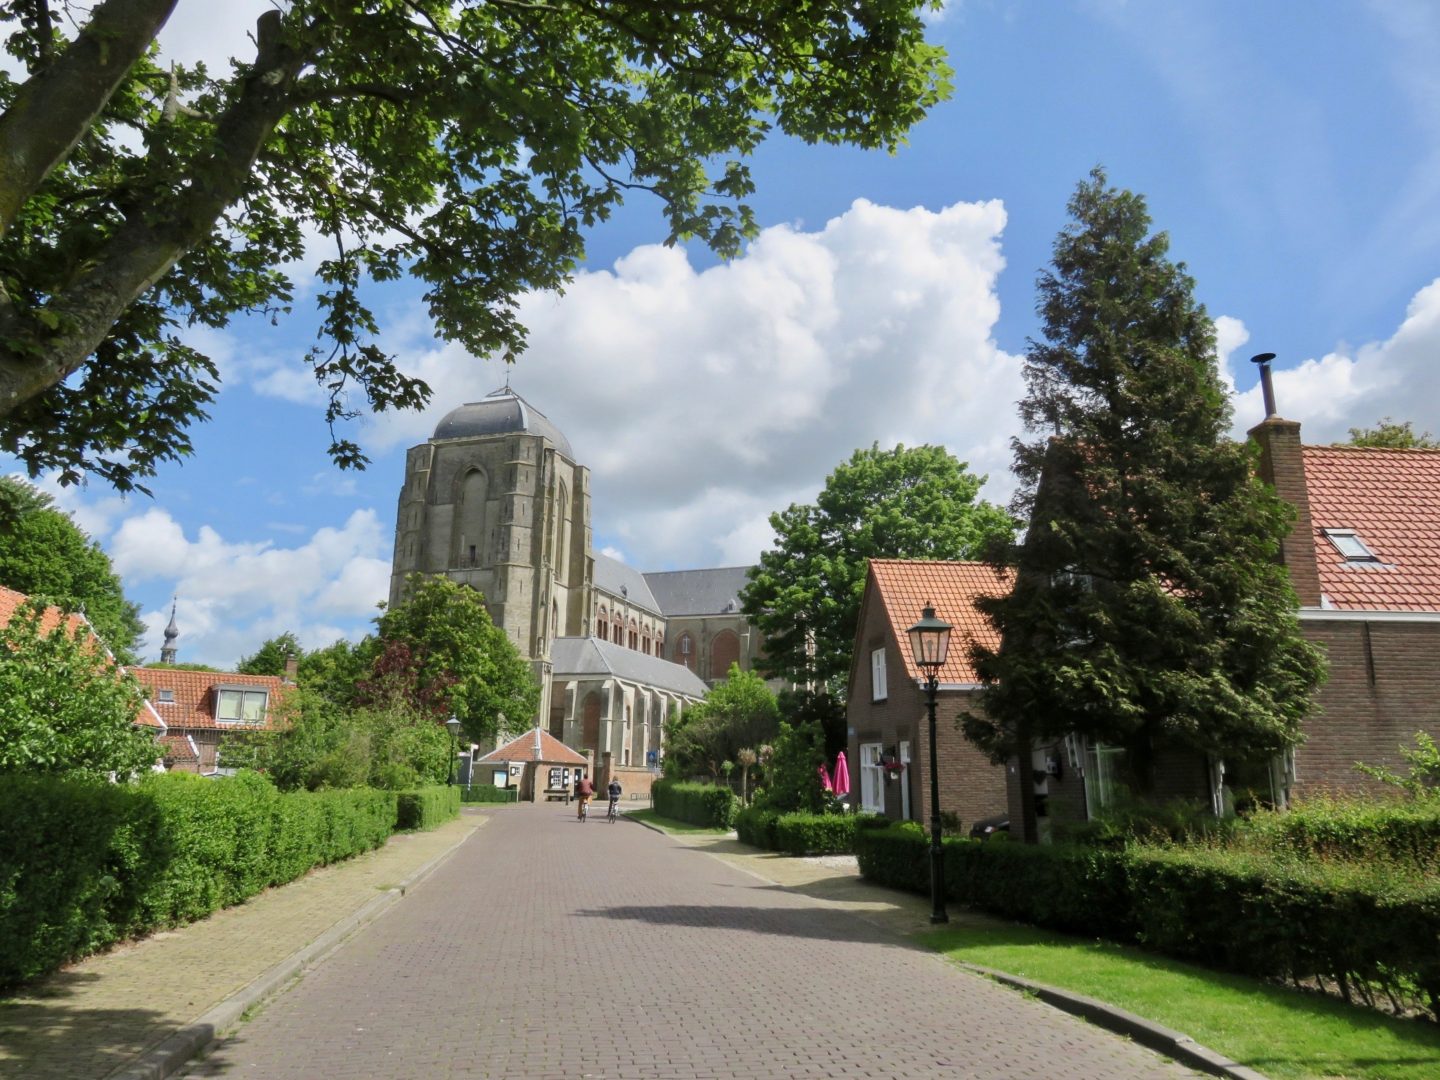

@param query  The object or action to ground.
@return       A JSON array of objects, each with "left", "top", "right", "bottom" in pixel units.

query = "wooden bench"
[{"left": 543, "top": 791, "right": 571, "bottom": 802}]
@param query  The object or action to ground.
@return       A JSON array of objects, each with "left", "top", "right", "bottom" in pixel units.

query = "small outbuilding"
[{"left": 477, "top": 727, "right": 590, "bottom": 802}]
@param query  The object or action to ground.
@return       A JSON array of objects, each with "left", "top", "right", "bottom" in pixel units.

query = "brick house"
[
  {"left": 1005, "top": 405, "right": 1440, "bottom": 829},
  {"left": 129, "top": 667, "right": 289, "bottom": 774},
  {"left": 844, "top": 560, "right": 1011, "bottom": 828},
  {"left": 476, "top": 726, "right": 590, "bottom": 802}
]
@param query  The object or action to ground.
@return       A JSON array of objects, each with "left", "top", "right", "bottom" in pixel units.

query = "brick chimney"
[
  {"left": 1246, "top": 354, "right": 1323, "bottom": 607},
  {"left": 283, "top": 652, "right": 299, "bottom": 685}
]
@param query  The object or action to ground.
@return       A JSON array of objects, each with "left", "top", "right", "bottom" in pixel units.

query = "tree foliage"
[
  {"left": 0, "top": 476, "right": 144, "bottom": 661},
  {"left": 378, "top": 574, "right": 538, "bottom": 741},
  {"left": 236, "top": 631, "right": 304, "bottom": 676},
  {"left": 752, "top": 719, "right": 827, "bottom": 814},
  {"left": 1345, "top": 418, "right": 1439, "bottom": 449},
  {"left": 0, "top": 597, "right": 157, "bottom": 778},
  {"left": 664, "top": 663, "right": 778, "bottom": 781},
  {"left": 0, "top": 0, "right": 951, "bottom": 491},
  {"left": 741, "top": 443, "right": 1014, "bottom": 691},
  {"left": 964, "top": 170, "right": 1327, "bottom": 811}
]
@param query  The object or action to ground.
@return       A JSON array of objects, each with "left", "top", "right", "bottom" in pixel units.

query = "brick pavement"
[
  {"left": 0, "top": 814, "right": 483, "bottom": 1080},
  {"left": 182, "top": 805, "right": 1200, "bottom": 1079}
]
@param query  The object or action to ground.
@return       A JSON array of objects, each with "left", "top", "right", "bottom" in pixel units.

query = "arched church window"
[
  {"left": 641, "top": 632, "right": 651, "bottom": 655},
  {"left": 597, "top": 607, "right": 608, "bottom": 640},
  {"left": 628, "top": 620, "right": 638, "bottom": 650},
  {"left": 711, "top": 630, "right": 740, "bottom": 679},
  {"left": 456, "top": 467, "right": 488, "bottom": 568},
  {"left": 613, "top": 615, "right": 623, "bottom": 642},
  {"left": 678, "top": 632, "right": 694, "bottom": 670},
  {"left": 554, "top": 480, "right": 570, "bottom": 584}
]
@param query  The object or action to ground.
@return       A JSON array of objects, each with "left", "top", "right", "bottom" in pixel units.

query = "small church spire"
[{"left": 160, "top": 598, "right": 179, "bottom": 664}]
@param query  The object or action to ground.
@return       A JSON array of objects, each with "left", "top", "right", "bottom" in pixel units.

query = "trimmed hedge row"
[
  {"left": 854, "top": 826, "right": 1440, "bottom": 1019},
  {"left": 1236, "top": 798, "right": 1440, "bottom": 867},
  {"left": 735, "top": 807, "right": 887, "bottom": 855},
  {"left": 460, "top": 783, "right": 518, "bottom": 804},
  {"left": 652, "top": 779, "right": 738, "bottom": 828},
  {"left": 0, "top": 771, "right": 397, "bottom": 989},
  {"left": 395, "top": 785, "right": 461, "bottom": 830}
]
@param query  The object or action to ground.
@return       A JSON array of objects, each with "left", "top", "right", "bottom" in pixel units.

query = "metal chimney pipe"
[{"left": 1250, "top": 353, "right": 1278, "bottom": 418}]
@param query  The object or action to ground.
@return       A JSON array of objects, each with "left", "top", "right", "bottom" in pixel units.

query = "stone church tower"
[{"left": 389, "top": 388, "right": 595, "bottom": 725}]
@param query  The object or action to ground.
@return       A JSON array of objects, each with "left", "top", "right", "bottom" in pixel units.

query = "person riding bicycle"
[
  {"left": 606, "top": 778, "right": 622, "bottom": 817},
  {"left": 575, "top": 774, "right": 595, "bottom": 820}
]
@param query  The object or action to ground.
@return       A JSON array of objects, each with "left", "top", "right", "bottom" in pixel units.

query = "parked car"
[{"left": 969, "top": 814, "right": 1009, "bottom": 840}]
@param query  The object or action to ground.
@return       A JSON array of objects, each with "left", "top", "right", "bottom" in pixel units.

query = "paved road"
[{"left": 184, "top": 806, "right": 1197, "bottom": 1079}]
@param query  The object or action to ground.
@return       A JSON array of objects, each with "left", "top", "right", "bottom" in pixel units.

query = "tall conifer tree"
[{"left": 964, "top": 170, "right": 1326, "bottom": 827}]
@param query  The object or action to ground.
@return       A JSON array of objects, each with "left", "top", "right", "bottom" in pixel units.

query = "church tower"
[{"left": 389, "top": 388, "right": 594, "bottom": 726}]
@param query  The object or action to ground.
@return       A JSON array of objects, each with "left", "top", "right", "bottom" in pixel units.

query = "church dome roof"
[{"left": 432, "top": 388, "right": 574, "bottom": 459}]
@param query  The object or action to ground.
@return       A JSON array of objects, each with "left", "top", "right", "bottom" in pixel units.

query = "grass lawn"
[
  {"left": 627, "top": 809, "right": 731, "bottom": 835},
  {"left": 924, "top": 923, "right": 1440, "bottom": 1080}
]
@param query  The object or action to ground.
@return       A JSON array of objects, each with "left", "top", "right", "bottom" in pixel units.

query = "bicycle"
[
  {"left": 578, "top": 797, "right": 589, "bottom": 822},
  {"left": 607, "top": 798, "right": 619, "bottom": 823}
]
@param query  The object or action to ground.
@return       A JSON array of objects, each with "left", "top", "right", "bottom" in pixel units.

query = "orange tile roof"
[
  {"left": 867, "top": 560, "right": 1012, "bottom": 684},
  {"left": 130, "top": 667, "right": 287, "bottom": 731},
  {"left": 479, "top": 727, "right": 588, "bottom": 765},
  {"left": 1, "top": 586, "right": 165, "bottom": 729},
  {"left": 1302, "top": 445, "right": 1440, "bottom": 611}
]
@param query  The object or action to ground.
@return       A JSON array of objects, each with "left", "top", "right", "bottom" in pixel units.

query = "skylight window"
[{"left": 1322, "top": 529, "right": 1379, "bottom": 562}]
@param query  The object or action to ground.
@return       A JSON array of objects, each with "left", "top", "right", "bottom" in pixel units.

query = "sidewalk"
[{"left": 0, "top": 811, "right": 486, "bottom": 1080}]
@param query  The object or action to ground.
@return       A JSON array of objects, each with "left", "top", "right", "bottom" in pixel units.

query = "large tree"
[
  {"left": 0, "top": 1, "right": 951, "bottom": 491},
  {"left": 964, "top": 170, "right": 1326, "bottom": 836},
  {"left": 664, "top": 663, "right": 778, "bottom": 782},
  {"left": 741, "top": 443, "right": 1014, "bottom": 692},
  {"left": 0, "top": 597, "right": 157, "bottom": 778},
  {"left": 377, "top": 574, "right": 538, "bottom": 742},
  {"left": 0, "top": 476, "right": 144, "bottom": 660}
]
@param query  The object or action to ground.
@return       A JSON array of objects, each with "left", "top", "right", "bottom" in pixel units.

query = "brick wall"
[
  {"left": 1249, "top": 417, "right": 1323, "bottom": 606},
  {"left": 1295, "top": 617, "right": 1440, "bottom": 795}
]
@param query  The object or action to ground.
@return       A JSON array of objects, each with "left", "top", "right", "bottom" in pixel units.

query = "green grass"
[
  {"left": 925, "top": 923, "right": 1440, "bottom": 1080},
  {"left": 628, "top": 809, "right": 731, "bottom": 835}
]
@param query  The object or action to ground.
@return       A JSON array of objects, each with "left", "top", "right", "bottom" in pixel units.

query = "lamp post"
[
  {"left": 445, "top": 716, "right": 462, "bottom": 786},
  {"left": 907, "top": 603, "right": 952, "bottom": 925}
]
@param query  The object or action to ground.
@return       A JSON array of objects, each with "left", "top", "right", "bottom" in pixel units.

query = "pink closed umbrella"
[
  {"left": 832, "top": 751, "right": 851, "bottom": 799},
  {"left": 817, "top": 762, "right": 834, "bottom": 792}
]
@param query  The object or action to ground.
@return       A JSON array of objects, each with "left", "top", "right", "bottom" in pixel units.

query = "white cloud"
[
  {"left": 1224, "top": 276, "right": 1440, "bottom": 440},
  {"left": 344, "top": 197, "right": 1025, "bottom": 570},
  {"left": 111, "top": 507, "right": 389, "bottom": 667}
]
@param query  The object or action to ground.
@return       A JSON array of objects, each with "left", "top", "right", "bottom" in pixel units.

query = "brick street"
[{"left": 184, "top": 806, "right": 1198, "bottom": 1079}]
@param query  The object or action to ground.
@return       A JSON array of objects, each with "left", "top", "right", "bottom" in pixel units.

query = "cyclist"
[
  {"left": 575, "top": 774, "right": 595, "bottom": 821},
  {"left": 606, "top": 777, "right": 622, "bottom": 821}
]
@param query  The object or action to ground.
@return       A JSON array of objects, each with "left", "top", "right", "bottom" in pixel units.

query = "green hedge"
[
  {"left": 0, "top": 771, "right": 397, "bottom": 989},
  {"left": 652, "top": 779, "right": 738, "bottom": 828},
  {"left": 735, "top": 808, "right": 886, "bottom": 855},
  {"left": 1235, "top": 797, "right": 1440, "bottom": 867},
  {"left": 395, "top": 785, "right": 461, "bottom": 830},
  {"left": 460, "top": 783, "right": 518, "bottom": 804},
  {"left": 853, "top": 824, "right": 1440, "bottom": 1019}
]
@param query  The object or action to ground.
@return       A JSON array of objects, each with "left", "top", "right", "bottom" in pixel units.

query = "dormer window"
[
  {"left": 215, "top": 686, "right": 269, "bottom": 723},
  {"left": 157, "top": 689, "right": 175, "bottom": 703},
  {"left": 1322, "top": 529, "right": 1379, "bottom": 562}
]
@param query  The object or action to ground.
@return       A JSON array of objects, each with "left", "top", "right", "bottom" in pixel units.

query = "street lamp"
[
  {"left": 907, "top": 603, "right": 952, "bottom": 925},
  {"left": 445, "top": 716, "right": 462, "bottom": 786}
]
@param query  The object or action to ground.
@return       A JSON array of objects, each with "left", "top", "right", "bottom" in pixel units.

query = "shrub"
[
  {"left": 460, "top": 783, "right": 517, "bottom": 804},
  {"left": 735, "top": 806, "right": 780, "bottom": 849},
  {"left": 773, "top": 813, "right": 861, "bottom": 856},
  {"left": 395, "top": 785, "right": 462, "bottom": 830},
  {"left": 1234, "top": 796, "right": 1440, "bottom": 868},
  {"left": 652, "top": 779, "right": 738, "bottom": 828},
  {"left": 0, "top": 770, "right": 397, "bottom": 989}
]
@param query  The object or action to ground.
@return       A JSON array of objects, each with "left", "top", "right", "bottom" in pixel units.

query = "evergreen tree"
[{"left": 964, "top": 170, "right": 1326, "bottom": 832}]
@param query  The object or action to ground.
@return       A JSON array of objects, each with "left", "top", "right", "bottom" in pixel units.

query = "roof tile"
[
  {"left": 130, "top": 667, "right": 287, "bottom": 731},
  {"left": 868, "top": 560, "right": 1011, "bottom": 684}
]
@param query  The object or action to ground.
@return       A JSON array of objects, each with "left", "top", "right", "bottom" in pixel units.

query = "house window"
[
  {"left": 157, "top": 689, "right": 175, "bottom": 703},
  {"left": 870, "top": 647, "right": 887, "bottom": 702},
  {"left": 1082, "top": 742, "right": 1128, "bottom": 818},
  {"left": 859, "top": 742, "right": 884, "bottom": 814},
  {"left": 215, "top": 687, "right": 269, "bottom": 723},
  {"left": 1322, "top": 528, "right": 1379, "bottom": 562}
]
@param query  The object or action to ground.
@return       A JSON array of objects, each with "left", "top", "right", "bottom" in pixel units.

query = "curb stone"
[{"left": 103, "top": 818, "right": 483, "bottom": 1080}]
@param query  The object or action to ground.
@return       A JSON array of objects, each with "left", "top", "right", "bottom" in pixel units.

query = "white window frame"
[
  {"left": 214, "top": 686, "right": 269, "bottom": 724},
  {"left": 1082, "top": 741, "right": 1128, "bottom": 819},
  {"left": 870, "top": 647, "right": 887, "bottom": 702},
  {"left": 1321, "top": 528, "right": 1379, "bottom": 562},
  {"left": 859, "top": 741, "right": 884, "bottom": 814}
]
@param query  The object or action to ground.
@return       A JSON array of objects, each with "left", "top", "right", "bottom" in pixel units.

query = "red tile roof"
[
  {"left": 479, "top": 727, "right": 587, "bottom": 765},
  {"left": 0, "top": 586, "right": 165, "bottom": 729},
  {"left": 867, "top": 560, "right": 1012, "bottom": 684},
  {"left": 129, "top": 667, "right": 287, "bottom": 731},
  {"left": 1302, "top": 445, "right": 1440, "bottom": 611}
]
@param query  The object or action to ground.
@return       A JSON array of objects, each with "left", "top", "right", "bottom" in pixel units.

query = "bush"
[
  {"left": 460, "top": 783, "right": 517, "bottom": 804},
  {"left": 735, "top": 806, "right": 780, "bottom": 849},
  {"left": 773, "top": 813, "right": 863, "bottom": 856},
  {"left": 0, "top": 770, "right": 397, "bottom": 989},
  {"left": 652, "top": 779, "right": 738, "bottom": 828},
  {"left": 1234, "top": 796, "right": 1440, "bottom": 867},
  {"left": 395, "top": 785, "right": 461, "bottom": 830}
]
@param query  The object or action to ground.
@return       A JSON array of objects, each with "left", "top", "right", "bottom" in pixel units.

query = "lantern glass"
[
  {"left": 446, "top": 716, "right": 462, "bottom": 737},
  {"left": 906, "top": 605, "right": 952, "bottom": 672}
]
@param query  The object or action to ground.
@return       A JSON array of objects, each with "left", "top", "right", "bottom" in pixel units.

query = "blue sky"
[{"left": 20, "top": 1, "right": 1440, "bottom": 667}]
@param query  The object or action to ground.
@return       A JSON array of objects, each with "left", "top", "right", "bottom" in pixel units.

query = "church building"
[{"left": 388, "top": 387, "right": 768, "bottom": 778}]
